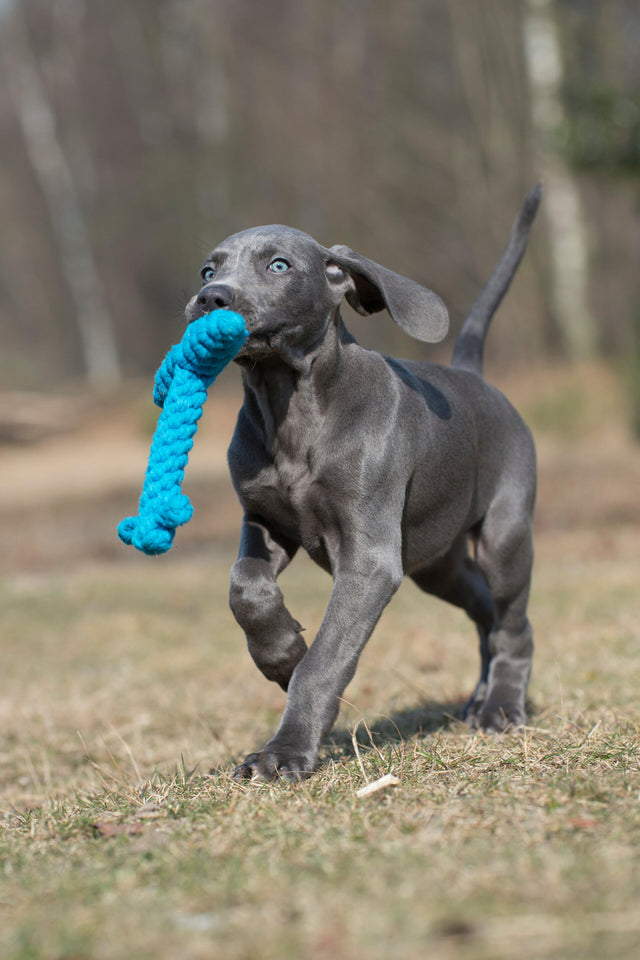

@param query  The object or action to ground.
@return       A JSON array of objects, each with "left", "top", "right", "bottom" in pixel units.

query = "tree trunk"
[
  {"left": 523, "top": 0, "right": 598, "bottom": 358},
  {"left": 1, "top": 3, "right": 121, "bottom": 385}
]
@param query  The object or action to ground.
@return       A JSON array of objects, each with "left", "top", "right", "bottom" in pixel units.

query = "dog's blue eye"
[
  {"left": 201, "top": 267, "right": 215, "bottom": 283},
  {"left": 269, "top": 259, "right": 290, "bottom": 274}
]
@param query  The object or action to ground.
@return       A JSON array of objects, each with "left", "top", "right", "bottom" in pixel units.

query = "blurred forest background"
[
  {"left": 1, "top": 0, "right": 639, "bottom": 393},
  {"left": 3, "top": 8, "right": 640, "bottom": 957}
]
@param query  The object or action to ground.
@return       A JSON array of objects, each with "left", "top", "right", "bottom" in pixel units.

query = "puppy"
[{"left": 185, "top": 186, "right": 540, "bottom": 779}]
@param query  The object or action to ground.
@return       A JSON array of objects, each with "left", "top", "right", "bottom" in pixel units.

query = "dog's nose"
[{"left": 197, "top": 283, "right": 235, "bottom": 311}]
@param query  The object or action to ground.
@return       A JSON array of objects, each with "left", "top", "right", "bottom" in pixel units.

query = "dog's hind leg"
[
  {"left": 229, "top": 515, "right": 307, "bottom": 691},
  {"left": 470, "top": 494, "right": 535, "bottom": 731},
  {"left": 410, "top": 540, "right": 495, "bottom": 717}
]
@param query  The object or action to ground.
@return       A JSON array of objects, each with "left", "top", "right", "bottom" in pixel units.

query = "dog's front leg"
[
  {"left": 229, "top": 515, "right": 307, "bottom": 691},
  {"left": 234, "top": 550, "right": 403, "bottom": 781}
]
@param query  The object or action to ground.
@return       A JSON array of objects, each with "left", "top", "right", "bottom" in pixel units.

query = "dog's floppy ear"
[{"left": 328, "top": 245, "right": 449, "bottom": 343}]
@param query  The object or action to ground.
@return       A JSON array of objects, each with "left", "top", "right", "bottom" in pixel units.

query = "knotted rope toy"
[{"left": 118, "top": 309, "right": 247, "bottom": 555}]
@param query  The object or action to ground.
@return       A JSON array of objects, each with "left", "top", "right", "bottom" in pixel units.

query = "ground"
[{"left": 0, "top": 361, "right": 639, "bottom": 960}]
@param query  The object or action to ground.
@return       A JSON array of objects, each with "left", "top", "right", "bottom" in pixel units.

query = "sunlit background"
[
  {"left": 1, "top": 0, "right": 639, "bottom": 392},
  {"left": 1, "top": 0, "right": 639, "bottom": 572}
]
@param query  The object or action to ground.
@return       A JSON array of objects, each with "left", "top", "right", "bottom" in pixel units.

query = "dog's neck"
[{"left": 238, "top": 314, "right": 354, "bottom": 457}]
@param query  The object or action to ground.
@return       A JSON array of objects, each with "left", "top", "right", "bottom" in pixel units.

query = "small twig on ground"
[{"left": 356, "top": 773, "right": 400, "bottom": 799}]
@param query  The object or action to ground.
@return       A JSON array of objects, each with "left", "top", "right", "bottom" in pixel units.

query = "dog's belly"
[
  {"left": 402, "top": 511, "right": 472, "bottom": 574},
  {"left": 402, "top": 477, "right": 478, "bottom": 573}
]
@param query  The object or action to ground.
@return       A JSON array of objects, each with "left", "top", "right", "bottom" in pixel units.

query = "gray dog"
[{"left": 185, "top": 185, "right": 541, "bottom": 780}]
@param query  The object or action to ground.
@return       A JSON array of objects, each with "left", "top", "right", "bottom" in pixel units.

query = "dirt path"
[
  {"left": 0, "top": 388, "right": 241, "bottom": 509},
  {"left": 0, "top": 387, "right": 244, "bottom": 572},
  {"left": 1, "top": 363, "right": 639, "bottom": 574}
]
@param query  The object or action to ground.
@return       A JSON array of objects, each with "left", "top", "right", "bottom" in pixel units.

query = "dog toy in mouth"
[{"left": 118, "top": 309, "right": 248, "bottom": 555}]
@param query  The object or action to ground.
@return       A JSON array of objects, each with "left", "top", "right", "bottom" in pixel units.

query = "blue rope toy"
[{"left": 118, "top": 309, "right": 247, "bottom": 555}]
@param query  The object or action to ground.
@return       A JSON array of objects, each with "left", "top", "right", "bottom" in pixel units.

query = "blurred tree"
[
  {"left": 553, "top": 0, "right": 640, "bottom": 434},
  {"left": 523, "top": 0, "right": 598, "bottom": 358},
  {"left": 1, "top": 0, "right": 121, "bottom": 384},
  {"left": 0, "top": 0, "right": 638, "bottom": 388}
]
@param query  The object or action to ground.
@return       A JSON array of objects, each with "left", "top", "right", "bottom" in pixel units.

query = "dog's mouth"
[
  {"left": 234, "top": 324, "right": 287, "bottom": 362},
  {"left": 184, "top": 303, "right": 289, "bottom": 363}
]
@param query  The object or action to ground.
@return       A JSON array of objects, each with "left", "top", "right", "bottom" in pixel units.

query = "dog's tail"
[{"left": 451, "top": 183, "right": 542, "bottom": 377}]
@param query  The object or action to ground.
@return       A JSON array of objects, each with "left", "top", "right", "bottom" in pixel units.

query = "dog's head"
[{"left": 185, "top": 225, "right": 448, "bottom": 362}]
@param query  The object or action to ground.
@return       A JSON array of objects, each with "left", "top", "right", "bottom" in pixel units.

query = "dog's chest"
[
  {"left": 233, "top": 377, "right": 335, "bottom": 519},
  {"left": 232, "top": 423, "right": 341, "bottom": 565},
  {"left": 243, "top": 442, "right": 325, "bottom": 523}
]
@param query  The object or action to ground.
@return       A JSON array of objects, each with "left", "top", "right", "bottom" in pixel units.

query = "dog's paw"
[
  {"left": 464, "top": 678, "right": 527, "bottom": 733},
  {"left": 467, "top": 700, "right": 527, "bottom": 733},
  {"left": 233, "top": 742, "right": 316, "bottom": 782}
]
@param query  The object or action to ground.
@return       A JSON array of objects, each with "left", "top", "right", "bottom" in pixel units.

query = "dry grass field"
[{"left": 1, "top": 361, "right": 639, "bottom": 960}]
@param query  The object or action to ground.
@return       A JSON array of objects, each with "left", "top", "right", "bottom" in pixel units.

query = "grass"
[
  {"left": 2, "top": 532, "right": 640, "bottom": 960},
  {"left": 1, "top": 362, "right": 640, "bottom": 959}
]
